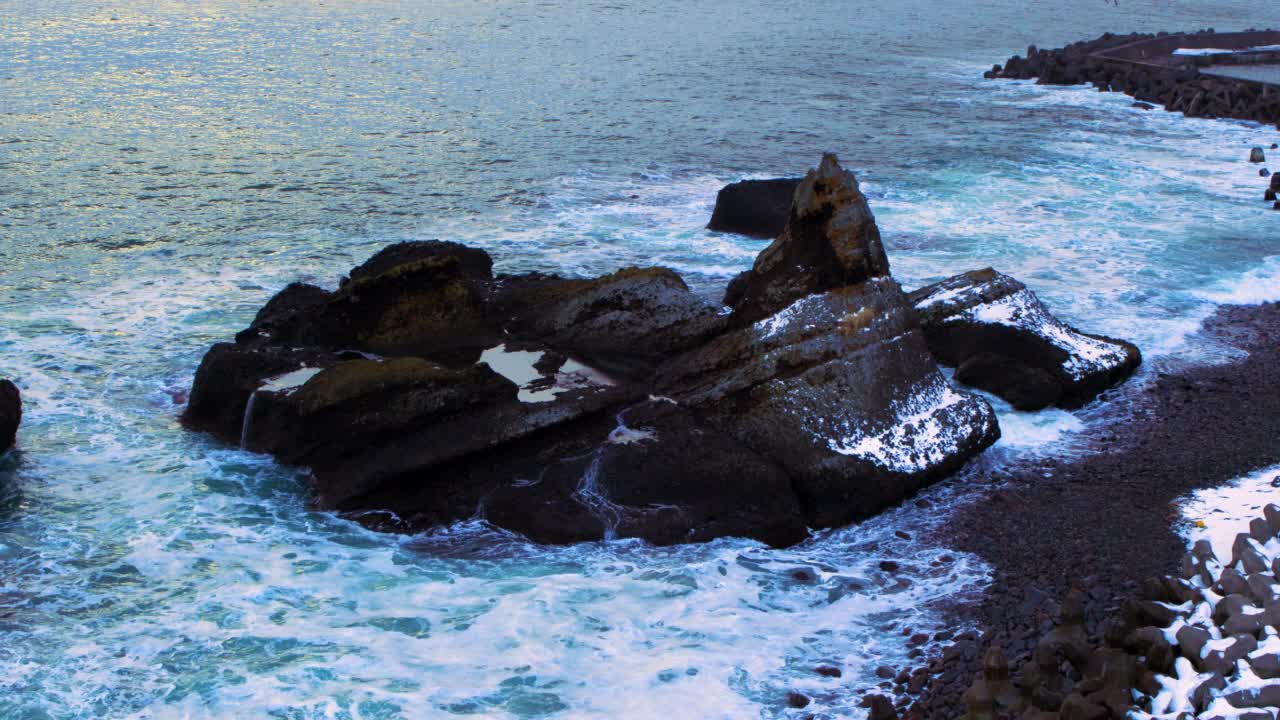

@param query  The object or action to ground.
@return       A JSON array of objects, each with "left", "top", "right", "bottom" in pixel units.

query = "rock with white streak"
[
  {"left": 907, "top": 268, "right": 1141, "bottom": 410},
  {"left": 660, "top": 278, "right": 1000, "bottom": 529}
]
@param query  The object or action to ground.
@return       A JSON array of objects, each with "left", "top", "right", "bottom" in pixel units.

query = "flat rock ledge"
[
  {"left": 184, "top": 154, "right": 1000, "bottom": 547},
  {"left": 0, "top": 379, "right": 19, "bottom": 454},
  {"left": 908, "top": 269, "right": 1142, "bottom": 411}
]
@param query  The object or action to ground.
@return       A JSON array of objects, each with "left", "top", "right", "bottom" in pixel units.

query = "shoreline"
[{"left": 896, "top": 300, "right": 1280, "bottom": 718}]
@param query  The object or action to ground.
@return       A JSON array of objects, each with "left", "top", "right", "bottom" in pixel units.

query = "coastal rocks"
[
  {"left": 987, "top": 31, "right": 1280, "bottom": 129},
  {"left": 706, "top": 177, "right": 801, "bottom": 238},
  {"left": 660, "top": 276, "right": 1000, "bottom": 529},
  {"left": 945, "top": 505, "right": 1280, "bottom": 719},
  {"left": 185, "top": 153, "right": 1001, "bottom": 547},
  {"left": 724, "top": 153, "right": 891, "bottom": 325},
  {"left": 0, "top": 380, "right": 20, "bottom": 453},
  {"left": 490, "top": 266, "right": 727, "bottom": 376},
  {"left": 907, "top": 269, "right": 1141, "bottom": 410},
  {"left": 1251, "top": 147, "right": 1267, "bottom": 163}
]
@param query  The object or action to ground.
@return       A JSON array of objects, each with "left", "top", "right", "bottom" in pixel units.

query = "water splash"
[{"left": 239, "top": 391, "right": 258, "bottom": 451}]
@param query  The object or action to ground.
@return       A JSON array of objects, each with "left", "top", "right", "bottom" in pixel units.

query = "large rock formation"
[
  {"left": 724, "top": 154, "right": 891, "bottom": 325},
  {"left": 0, "top": 380, "right": 19, "bottom": 454},
  {"left": 185, "top": 155, "right": 1000, "bottom": 547},
  {"left": 706, "top": 177, "right": 801, "bottom": 238},
  {"left": 908, "top": 269, "right": 1141, "bottom": 410}
]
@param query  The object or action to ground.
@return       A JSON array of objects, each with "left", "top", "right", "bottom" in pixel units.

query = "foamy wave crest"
[{"left": 1194, "top": 255, "right": 1280, "bottom": 305}]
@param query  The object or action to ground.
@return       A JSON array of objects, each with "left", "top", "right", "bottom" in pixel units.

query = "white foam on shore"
[{"left": 1180, "top": 464, "right": 1280, "bottom": 559}]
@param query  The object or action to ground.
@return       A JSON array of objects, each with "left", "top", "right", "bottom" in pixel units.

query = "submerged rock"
[
  {"left": 0, "top": 379, "right": 19, "bottom": 453},
  {"left": 185, "top": 154, "right": 1000, "bottom": 547},
  {"left": 706, "top": 177, "right": 801, "bottom": 239},
  {"left": 908, "top": 269, "right": 1141, "bottom": 410}
]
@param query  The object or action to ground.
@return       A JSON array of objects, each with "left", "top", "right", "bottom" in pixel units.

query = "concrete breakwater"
[{"left": 987, "top": 30, "right": 1280, "bottom": 129}]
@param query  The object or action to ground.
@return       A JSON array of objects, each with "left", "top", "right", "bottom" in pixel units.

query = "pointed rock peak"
[
  {"left": 793, "top": 153, "right": 864, "bottom": 219},
  {"left": 725, "top": 153, "right": 891, "bottom": 325}
]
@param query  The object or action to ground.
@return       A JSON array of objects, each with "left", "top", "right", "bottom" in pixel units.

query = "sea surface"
[{"left": 3, "top": 1, "right": 1279, "bottom": 718}]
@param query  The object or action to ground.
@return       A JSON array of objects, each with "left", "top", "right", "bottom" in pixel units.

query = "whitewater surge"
[{"left": 3, "top": 0, "right": 1278, "bottom": 717}]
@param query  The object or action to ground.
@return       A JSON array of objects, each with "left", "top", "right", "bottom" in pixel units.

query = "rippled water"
[{"left": 3, "top": 1, "right": 1279, "bottom": 717}]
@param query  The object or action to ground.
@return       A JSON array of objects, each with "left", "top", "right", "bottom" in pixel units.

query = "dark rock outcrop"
[
  {"left": 706, "top": 177, "right": 801, "bottom": 238},
  {"left": 724, "top": 153, "right": 891, "bottom": 325},
  {"left": 662, "top": 278, "right": 999, "bottom": 529},
  {"left": 986, "top": 31, "right": 1280, "bottom": 129},
  {"left": 908, "top": 269, "right": 1141, "bottom": 410},
  {"left": 185, "top": 154, "right": 1000, "bottom": 547},
  {"left": 0, "top": 380, "right": 19, "bottom": 453}
]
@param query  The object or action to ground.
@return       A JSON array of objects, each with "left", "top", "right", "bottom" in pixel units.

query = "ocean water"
[{"left": 2, "top": 1, "right": 1279, "bottom": 717}]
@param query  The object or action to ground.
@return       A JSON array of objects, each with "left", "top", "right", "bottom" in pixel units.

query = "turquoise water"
[{"left": 3, "top": 1, "right": 1279, "bottom": 717}]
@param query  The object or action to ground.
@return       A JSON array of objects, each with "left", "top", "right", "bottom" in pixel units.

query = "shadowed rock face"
[
  {"left": 661, "top": 278, "right": 999, "bottom": 529},
  {"left": 908, "top": 269, "right": 1141, "bottom": 410},
  {"left": 706, "top": 177, "right": 801, "bottom": 239},
  {"left": 0, "top": 380, "right": 20, "bottom": 453},
  {"left": 184, "top": 154, "right": 1002, "bottom": 548},
  {"left": 725, "top": 153, "right": 891, "bottom": 325}
]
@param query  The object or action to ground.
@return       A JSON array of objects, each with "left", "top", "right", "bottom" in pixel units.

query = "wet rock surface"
[
  {"left": 903, "top": 301, "right": 1280, "bottom": 718},
  {"left": 723, "top": 154, "right": 891, "bottom": 325},
  {"left": 0, "top": 379, "right": 19, "bottom": 453},
  {"left": 706, "top": 177, "right": 801, "bottom": 239},
  {"left": 986, "top": 31, "right": 1280, "bottom": 129},
  {"left": 184, "top": 155, "right": 999, "bottom": 547},
  {"left": 907, "top": 269, "right": 1141, "bottom": 410}
]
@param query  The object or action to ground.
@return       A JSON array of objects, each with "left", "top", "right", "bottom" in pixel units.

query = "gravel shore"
[{"left": 902, "top": 301, "right": 1280, "bottom": 719}]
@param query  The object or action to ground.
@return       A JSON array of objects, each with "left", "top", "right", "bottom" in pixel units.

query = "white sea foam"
[
  {"left": 1180, "top": 465, "right": 1280, "bottom": 559},
  {"left": 1194, "top": 256, "right": 1280, "bottom": 306}
]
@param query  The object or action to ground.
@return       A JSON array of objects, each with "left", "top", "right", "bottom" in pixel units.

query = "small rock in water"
[
  {"left": 879, "top": 560, "right": 901, "bottom": 573},
  {"left": 786, "top": 691, "right": 811, "bottom": 709},
  {"left": 815, "top": 665, "right": 843, "bottom": 678},
  {"left": 1250, "top": 147, "right": 1266, "bottom": 163},
  {"left": 1261, "top": 168, "right": 1271, "bottom": 177}
]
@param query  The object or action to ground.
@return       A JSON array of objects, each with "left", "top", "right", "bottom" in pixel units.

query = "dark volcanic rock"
[
  {"left": 707, "top": 177, "right": 801, "bottom": 239},
  {"left": 661, "top": 278, "right": 999, "bottom": 529},
  {"left": 908, "top": 268, "right": 1141, "bottom": 409},
  {"left": 724, "top": 154, "right": 891, "bottom": 325},
  {"left": 911, "top": 301, "right": 1280, "bottom": 718},
  {"left": 491, "top": 266, "right": 727, "bottom": 377},
  {"left": 0, "top": 379, "right": 20, "bottom": 453},
  {"left": 186, "top": 155, "right": 1000, "bottom": 548}
]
